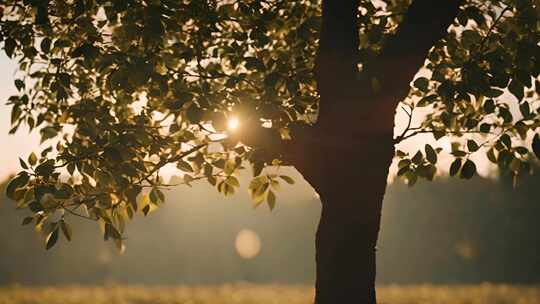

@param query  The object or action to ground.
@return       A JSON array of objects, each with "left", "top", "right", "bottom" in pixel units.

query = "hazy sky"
[{"left": 0, "top": 54, "right": 40, "bottom": 181}]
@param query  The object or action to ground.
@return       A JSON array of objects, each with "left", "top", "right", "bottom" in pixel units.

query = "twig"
[
  {"left": 134, "top": 143, "right": 208, "bottom": 184},
  {"left": 478, "top": 5, "right": 512, "bottom": 50},
  {"left": 63, "top": 206, "right": 95, "bottom": 221},
  {"left": 395, "top": 104, "right": 414, "bottom": 143}
]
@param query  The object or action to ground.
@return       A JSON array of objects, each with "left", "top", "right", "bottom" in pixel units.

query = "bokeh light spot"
[{"left": 235, "top": 229, "right": 261, "bottom": 259}]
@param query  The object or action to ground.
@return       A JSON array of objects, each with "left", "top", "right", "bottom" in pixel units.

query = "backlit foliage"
[{"left": 1, "top": 0, "right": 539, "bottom": 249}]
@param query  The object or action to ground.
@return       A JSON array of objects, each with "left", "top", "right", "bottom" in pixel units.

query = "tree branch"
[
  {"left": 63, "top": 206, "right": 95, "bottom": 221},
  {"left": 395, "top": 128, "right": 498, "bottom": 144},
  {"left": 361, "top": 0, "right": 462, "bottom": 103},
  {"left": 134, "top": 144, "right": 207, "bottom": 184},
  {"left": 395, "top": 105, "right": 414, "bottom": 142},
  {"left": 315, "top": 0, "right": 360, "bottom": 128},
  {"left": 314, "top": 0, "right": 462, "bottom": 134},
  {"left": 478, "top": 4, "right": 512, "bottom": 50}
]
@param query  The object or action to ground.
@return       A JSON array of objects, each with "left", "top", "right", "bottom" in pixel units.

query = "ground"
[{"left": 0, "top": 284, "right": 539, "bottom": 304}]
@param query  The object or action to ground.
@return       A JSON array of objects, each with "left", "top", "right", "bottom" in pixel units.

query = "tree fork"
[
  {"left": 230, "top": 2, "right": 462, "bottom": 302},
  {"left": 308, "top": 1, "right": 463, "bottom": 303}
]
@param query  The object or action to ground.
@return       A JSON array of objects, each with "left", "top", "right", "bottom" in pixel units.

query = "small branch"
[
  {"left": 181, "top": 71, "right": 258, "bottom": 90},
  {"left": 198, "top": 123, "right": 217, "bottom": 134},
  {"left": 63, "top": 206, "right": 95, "bottom": 221},
  {"left": 395, "top": 128, "right": 498, "bottom": 144},
  {"left": 478, "top": 5, "right": 512, "bottom": 50},
  {"left": 135, "top": 143, "right": 208, "bottom": 185},
  {"left": 142, "top": 173, "right": 226, "bottom": 188},
  {"left": 395, "top": 105, "right": 414, "bottom": 142}
]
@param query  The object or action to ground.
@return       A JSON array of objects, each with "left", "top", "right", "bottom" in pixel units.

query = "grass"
[{"left": 0, "top": 284, "right": 539, "bottom": 304}]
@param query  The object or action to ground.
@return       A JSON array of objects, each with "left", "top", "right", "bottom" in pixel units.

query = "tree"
[{"left": 1, "top": 0, "right": 539, "bottom": 303}]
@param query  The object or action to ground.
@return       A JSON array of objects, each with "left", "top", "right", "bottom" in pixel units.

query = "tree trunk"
[
  {"left": 310, "top": 135, "right": 395, "bottom": 304},
  {"left": 290, "top": 1, "right": 462, "bottom": 302}
]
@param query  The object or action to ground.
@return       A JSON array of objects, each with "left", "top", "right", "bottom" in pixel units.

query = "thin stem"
[
  {"left": 63, "top": 206, "right": 95, "bottom": 221},
  {"left": 135, "top": 143, "right": 208, "bottom": 184},
  {"left": 478, "top": 5, "right": 512, "bottom": 50},
  {"left": 396, "top": 128, "right": 497, "bottom": 143},
  {"left": 395, "top": 104, "right": 414, "bottom": 142}
]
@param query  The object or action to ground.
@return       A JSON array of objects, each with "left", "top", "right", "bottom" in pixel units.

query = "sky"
[{"left": 0, "top": 53, "right": 40, "bottom": 181}]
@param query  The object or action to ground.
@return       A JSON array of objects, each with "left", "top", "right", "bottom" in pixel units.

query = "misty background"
[{"left": 1, "top": 172, "right": 539, "bottom": 286}]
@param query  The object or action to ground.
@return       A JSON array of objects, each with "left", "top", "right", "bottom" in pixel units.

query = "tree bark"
[
  {"left": 241, "top": 1, "right": 463, "bottom": 303},
  {"left": 313, "top": 135, "right": 395, "bottom": 304},
  {"left": 298, "top": 1, "right": 463, "bottom": 303}
]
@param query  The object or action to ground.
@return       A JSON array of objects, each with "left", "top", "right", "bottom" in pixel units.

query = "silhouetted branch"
[{"left": 361, "top": 0, "right": 462, "bottom": 102}]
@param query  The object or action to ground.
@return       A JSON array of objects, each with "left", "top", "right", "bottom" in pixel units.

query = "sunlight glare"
[{"left": 227, "top": 117, "right": 240, "bottom": 131}]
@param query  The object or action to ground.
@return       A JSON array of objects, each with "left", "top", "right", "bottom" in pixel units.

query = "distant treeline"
[{"left": 1, "top": 172, "right": 539, "bottom": 285}]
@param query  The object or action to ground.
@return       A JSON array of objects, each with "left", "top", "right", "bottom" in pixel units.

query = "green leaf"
[
  {"left": 417, "top": 94, "right": 437, "bottom": 107},
  {"left": 251, "top": 180, "right": 269, "bottom": 207},
  {"left": 480, "top": 123, "right": 491, "bottom": 133},
  {"left": 508, "top": 79, "right": 524, "bottom": 101},
  {"left": 532, "top": 134, "right": 540, "bottom": 159},
  {"left": 516, "top": 146, "right": 529, "bottom": 155},
  {"left": 411, "top": 151, "right": 423, "bottom": 164},
  {"left": 279, "top": 175, "right": 295, "bottom": 184},
  {"left": 149, "top": 189, "right": 159, "bottom": 204},
  {"left": 486, "top": 148, "right": 497, "bottom": 163},
  {"left": 14, "top": 79, "right": 25, "bottom": 91},
  {"left": 60, "top": 220, "right": 72, "bottom": 241},
  {"left": 21, "top": 216, "right": 33, "bottom": 226},
  {"left": 418, "top": 164, "right": 436, "bottom": 181},
  {"left": 155, "top": 188, "right": 165, "bottom": 202},
  {"left": 40, "top": 37, "right": 51, "bottom": 53},
  {"left": 520, "top": 102, "right": 530, "bottom": 117},
  {"left": 395, "top": 150, "right": 407, "bottom": 157},
  {"left": 19, "top": 157, "right": 28, "bottom": 169},
  {"left": 45, "top": 228, "right": 59, "bottom": 250},
  {"left": 467, "top": 140, "right": 479, "bottom": 152},
  {"left": 58, "top": 73, "right": 71, "bottom": 88},
  {"left": 484, "top": 88, "right": 504, "bottom": 98},
  {"left": 397, "top": 165, "right": 410, "bottom": 176},
  {"left": 451, "top": 150, "right": 467, "bottom": 157},
  {"left": 483, "top": 99, "right": 495, "bottom": 113},
  {"left": 142, "top": 205, "right": 151, "bottom": 216},
  {"left": 4, "top": 38, "right": 16, "bottom": 58},
  {"left": 449, "top": 158, "right": 462, "bottom": 176},
  {"left": 40, "top": 126, "right": 58, "bottom": 143},
  {"left": 105, "top": 223, "right": 122, "bottom": 240},
  {"left": 6, "top": 173, "right": 29, "bottom": 200},
  {"left": 252, "top": 161, "right": 264, "bottom": 177},
  {"left": 460, "top": 159, "right": 476, "bottom": 179},
  {"left": 225, "top": 176, "right": 240, "bottom": 187},
  {"left": 406, "top": 171, "right": 418, "bottom": 187},
  {"left": 35, "top": 160, "right": 55, "bottom": 177},
  {"left": 28, "top": 152, "right": 38, "bottom": 166},
  {"left": 267, "top": 190, "right": 276, "bottom": 211},
  {"left": 413, "top": 77, "right": 429, "bottom": 92},
  {"left": 398, "top": 159, "right": 411, "bottom": 169},
  {"left": 500, "top": 134, "right": 511, "bottom": 148},
  {"left": 11, "top": 105, "right": 22, "bottom": 126},
  {"left": 425, "top": 144, "right": 437, "bottom": 164}
]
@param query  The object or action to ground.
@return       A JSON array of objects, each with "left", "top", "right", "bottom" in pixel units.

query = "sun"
[{"left": 227, "top": 117, "right": 240, "bottom": 131}]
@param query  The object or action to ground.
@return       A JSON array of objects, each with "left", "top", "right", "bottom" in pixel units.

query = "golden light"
[
  {"left": 235, "top": 229, "right": 261, "bottom": 259},
  {"left": 227, "top": 117, "right": 240, "bottom": 131}
]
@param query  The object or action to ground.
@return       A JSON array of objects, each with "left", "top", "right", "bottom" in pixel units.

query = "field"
[{"left": 0, "top": 284, "right": 539, "bottom": 304}]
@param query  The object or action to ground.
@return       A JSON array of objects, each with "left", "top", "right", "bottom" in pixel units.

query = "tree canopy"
[{"left": 1, "top": 0, "right": 539, "bottom": 250}]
